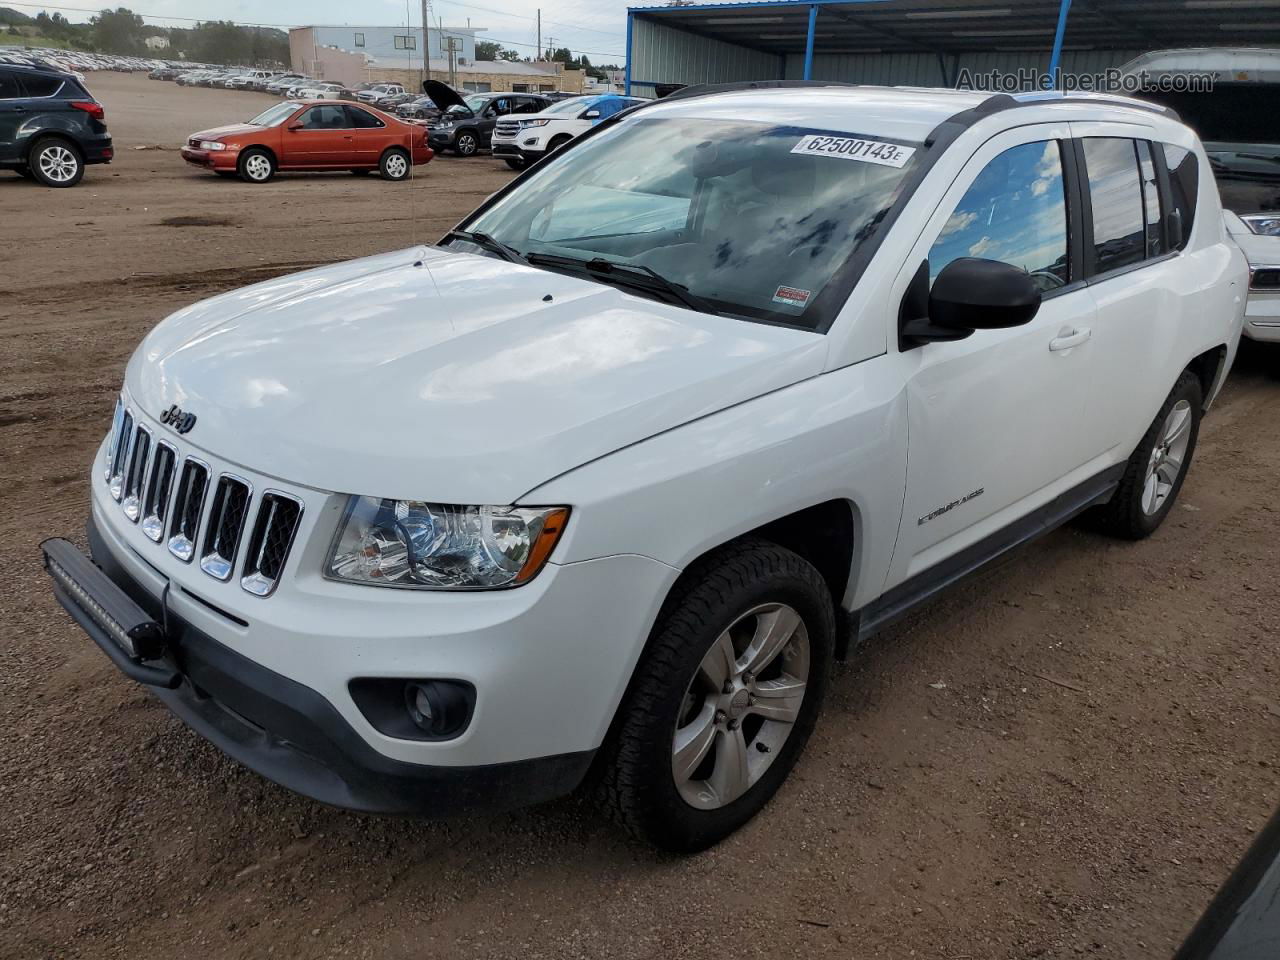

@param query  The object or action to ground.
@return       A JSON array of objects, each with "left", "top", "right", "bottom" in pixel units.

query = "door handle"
[{"left": 1049, "top": 327, "right": 1091, "bottom": 352}]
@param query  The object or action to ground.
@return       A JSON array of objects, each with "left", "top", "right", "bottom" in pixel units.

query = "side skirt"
[{"left": 842, "top": 463, "right": 1125, "bottom": 656}]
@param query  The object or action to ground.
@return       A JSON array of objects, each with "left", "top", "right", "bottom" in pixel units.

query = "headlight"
[
  {"left": 1242, "top": 214, "right": 1280, "bottom": 237},
  {"left": 521, "top": 119, "right": 551, "bottom": 128},
  {"left": 200, "top": 140, "right": 227, "bottom": 151},
  {"left": 327, "top": 498, "right": 569, "bottom": 590}
]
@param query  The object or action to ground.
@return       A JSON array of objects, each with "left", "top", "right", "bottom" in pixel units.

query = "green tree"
[{"left": 93, "top": 7, "right": 146, "bottom": 55}]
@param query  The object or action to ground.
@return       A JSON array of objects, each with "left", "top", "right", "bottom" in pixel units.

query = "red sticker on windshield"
[{"left": 773, "top": 285, "right": 811, "bottom": 308}]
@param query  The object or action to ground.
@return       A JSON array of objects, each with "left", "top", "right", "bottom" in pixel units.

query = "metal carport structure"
[{"left": 625, "top": 0, "right": 1280, "bottom": 97}]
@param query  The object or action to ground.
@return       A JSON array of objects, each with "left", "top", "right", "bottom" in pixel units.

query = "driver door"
[
  {"left": 886, "top": 123, "right": 1101, "bottom": 586},
  {"left": 281, "top": 104, "right": 351, "bottom": 166},
  {"left": 479, "top": 97, "right": 511, "bottom": 147}
]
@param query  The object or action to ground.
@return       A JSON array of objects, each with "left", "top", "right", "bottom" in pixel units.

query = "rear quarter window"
[
  {"left": 1162, "top": 144, "right": 1198, "bottom": 251},
  {"left": 21, "top": 73, "right": 65, "bottom": 98},
  {"left": 0, "top": 69, "right": 20, "bottom": 99}
]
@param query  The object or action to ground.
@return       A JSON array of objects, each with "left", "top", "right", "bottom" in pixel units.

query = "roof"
[
  {"left": 370, "top": 57, "right": 561, "bottom": 76},
  {"left": 627, "top": 0, "right": 1280, "bottom": 56}
]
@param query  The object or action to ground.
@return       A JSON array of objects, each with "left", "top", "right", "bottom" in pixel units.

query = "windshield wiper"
[
  {"left": 442, "top": 229, "right": 528, "bottom": 264},
  {"left": 525, "top": 253, "right": 721, "bottom": 315}
]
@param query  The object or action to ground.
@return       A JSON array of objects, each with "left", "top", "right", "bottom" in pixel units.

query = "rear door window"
[
  {"left": 1081, "top": 138, "right": 1146, "bottom": 274},
  {"left": 1135, "top": 141, "right": 1165, "bottom": 258},
  {"left": 0, "top": 69, "right": 21, "bottom": 99}
]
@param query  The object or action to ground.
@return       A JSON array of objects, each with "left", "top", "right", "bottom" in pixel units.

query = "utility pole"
[
  {"left": 420, "top": 0, "right": 430, "bottom": 87},
  {"left": 536, "top": 9, "right": 541, "bottom": 61}
]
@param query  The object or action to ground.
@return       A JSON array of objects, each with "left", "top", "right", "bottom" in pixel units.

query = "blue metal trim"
[
  {"left": 1047, "top": 0, "right": 1073, "bottom": 89},
  {"left": 628, "top": 0, "right": 890, "bottom": 13},
  {"left": 625, "top": 12, "right": 633, "bottom": 95},
  {"left": 802, "top": 4, "right": 818, "bottom": 81}
]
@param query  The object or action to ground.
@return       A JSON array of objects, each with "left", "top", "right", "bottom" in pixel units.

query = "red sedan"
[{"left": 181, "top": 100, "right": 433, "bottom": 183}]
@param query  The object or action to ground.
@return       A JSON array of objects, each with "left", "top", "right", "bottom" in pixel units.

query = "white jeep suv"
[{"left": 43, "top": 83, "right": 1245, "bottom": 852}]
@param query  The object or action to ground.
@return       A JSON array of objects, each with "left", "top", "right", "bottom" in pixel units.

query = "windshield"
[
  {"left": 541, "top": 96, "right": 594, "bottom": 116},
  {"left": 464, "top": 116, "right": 921, "bottom": 328},
  {"left": 249, "top": 102, "right": 298, "bottom": 127}
]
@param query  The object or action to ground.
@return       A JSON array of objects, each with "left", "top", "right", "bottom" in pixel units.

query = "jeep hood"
[{"left": 126, "top": 247, "right": 827, "bottom": 504}]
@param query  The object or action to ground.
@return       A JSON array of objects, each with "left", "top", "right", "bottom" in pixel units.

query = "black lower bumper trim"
[{"left": 40, "top": 516, "right": 595, "bottom": 817}]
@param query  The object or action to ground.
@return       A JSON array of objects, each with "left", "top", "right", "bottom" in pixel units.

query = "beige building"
[{"left": 289, "top": 25, "right": 584, "bottom": 95}]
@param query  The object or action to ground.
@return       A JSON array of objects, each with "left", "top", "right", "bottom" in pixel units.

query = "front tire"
[
  {"left": 28, "top": 137, "right": 83, "bottom": 187},
  {"left": 454, "top": 130, "right": 479, "bottom": 157},
  {"left": 503, "top": 157, "right": 526, "bottom": 171},
  {"left": 379, "top": 148, "right": 410, "bottom": 181},
  {"left": 601, "top": 539, "right": 833, "bottom": 852},
  {"left": 1091, "top": 370, "right": 1202, "bottom": 539},
  {"left": 237, "top": 148, "right": 275, "bottom": 184}
]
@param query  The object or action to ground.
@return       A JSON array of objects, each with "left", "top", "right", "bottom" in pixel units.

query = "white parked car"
[
  {"left": 490, "top": 93, "right": 647, "bottom": 170},
  {"left": 1225, "top": 212, "right": 1280, "bottom": 345},
  {"left": 43, "top": 84, "right": 1245, "bottom": 852}
]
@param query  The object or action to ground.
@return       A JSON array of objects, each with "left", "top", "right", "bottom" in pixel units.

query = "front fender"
[{"left": 526, "top": 356, "right": 909, "bottom": 611}]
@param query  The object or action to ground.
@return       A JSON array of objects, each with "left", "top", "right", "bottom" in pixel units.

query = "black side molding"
[{"left": 844, "top": 463, "right": 1125, "bottom": 655}]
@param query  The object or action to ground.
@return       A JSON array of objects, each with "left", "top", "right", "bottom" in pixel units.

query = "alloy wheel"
[
  {"left": 457, "top": 134, "right": 477, "bottom": 156},
  {"left": 244, "top": 154, "right": 272, "bottom": 181},
  {"left": 672, "top": 602, "right": 810, "bottom": 810},
  {"left": 385, "top": 154, "right": 408, "bottom": 179},
  {"left": 1142, "top": 399, "right": 1192, "bottom": 515},
  {"left": 38, "top": 145, "right": 79, "bottom": 183}
]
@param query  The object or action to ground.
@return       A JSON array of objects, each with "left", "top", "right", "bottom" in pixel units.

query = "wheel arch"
[
  {"left": 1186, "top": 344, "right": 1228, "bottom": 411},
  {"left": 27, "top": 130, "right": 82, "bottom": 164},
  {"left": 239, "top": 143, "right": 278, "bottom": 167}
]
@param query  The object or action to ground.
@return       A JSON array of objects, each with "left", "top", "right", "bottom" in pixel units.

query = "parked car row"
[{"left": 1, "top": 45, "right": 165, "bottom": 75}]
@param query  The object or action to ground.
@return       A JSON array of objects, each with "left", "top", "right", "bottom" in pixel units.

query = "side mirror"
[
  {"left": 900, "top": 257, "right": 1042, "bottom": 347},
  {"left": 582, "top": 109, "right": 601, "bottom": 119},
  {"left": 286, "top": 120, "right": 303, "bottom": 131}
]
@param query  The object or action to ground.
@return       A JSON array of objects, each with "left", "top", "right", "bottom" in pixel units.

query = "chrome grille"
[
  {"left": 104, "top": 400, "right": 305, "bottom": 595},
  {"left": 240, "top": 493, "right": 304, "bottom": 596},
  {"left": 108, "top": 409, "right": 133, "bottom": 500},
  {"left": 1252, "top": 267, "right": 1280, "bottom": 290},
  {"left": 120, "top": 425, "right": 151, "bottom": 522},
  {"left": 494, "top": 119, "right": 521, "bottom": 136},
  {"left": 199, "top": 475, "right": 252, "bottom": 581},
  {"left": 141, "top": 442, "right": 177, "bottom": 542},
  {"left": 167, "top": 458, "right": 209, "bottom": 562}
]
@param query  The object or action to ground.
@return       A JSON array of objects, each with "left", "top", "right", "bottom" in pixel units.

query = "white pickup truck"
[{"left": 43, "top": 83, "right": 1245, "bottom": 852}]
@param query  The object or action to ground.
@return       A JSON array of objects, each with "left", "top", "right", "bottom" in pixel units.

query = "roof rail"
[
  {"left": 657, "top": 79, "right": 859, "bottom": 103},
  {"left": 950, "top": 90, "right": 1180, "bottom": 124}
]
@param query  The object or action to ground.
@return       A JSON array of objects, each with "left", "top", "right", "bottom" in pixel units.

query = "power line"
[{"left": 4, "top": 1, "right": 627, "bottom": 59}]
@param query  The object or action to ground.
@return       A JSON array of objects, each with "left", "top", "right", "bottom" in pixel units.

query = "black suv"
[
  {"left": 0, "top": 64, "right": 112, "bottom": 187},
  {"left": 423, "top": 81, "right": 552, "bottom": 157}
]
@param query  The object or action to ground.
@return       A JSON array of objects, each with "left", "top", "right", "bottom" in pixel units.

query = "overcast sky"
[{"left": 11, "top": 0, "right": 636, "bottom": 64}]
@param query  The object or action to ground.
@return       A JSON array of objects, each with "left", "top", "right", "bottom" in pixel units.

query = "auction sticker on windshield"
[{"left": 791, "top": 135, "right": 916, "bottom": 168}]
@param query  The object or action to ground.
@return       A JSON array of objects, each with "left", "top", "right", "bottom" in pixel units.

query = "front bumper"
[
  {"left": 427, "top": 129, "right": 457, "bottom": 150},
  {"left": 41, "top": 519, "right": 598, "bottom": 816},
  {"left": 1243, "top": 291, "right": 1280, "bottom": 342},
  {"left": 180, "top": 145, "right": 236, "bottom": 171}
]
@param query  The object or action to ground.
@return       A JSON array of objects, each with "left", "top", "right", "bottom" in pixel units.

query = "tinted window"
[
  {"left": 1163, "top": 144, "right": 1199, "bottom": 251},
  {"left": 1082, "top": 138, "right": 1146, "bottom": 274},
  {"left": 346, "top": 106, "right": 384, "bottom": 129},
  {"left": 929, "top": 140, "right": 1069, "bottom": 293},
  {"left": 1136, "top": 141, "right": 1164, "bottom": 258},
  {"left": 299, "top": 105, "right": 348, "bottom": 129},
  {"left": 21, "top": 73, "right": 64, "bottom": 97},
  {"left": 0, "top": 69, "right": 20, "bottom": 99},
  {"left": 592, "top": 98, "right": 622, "bottom": 119}
]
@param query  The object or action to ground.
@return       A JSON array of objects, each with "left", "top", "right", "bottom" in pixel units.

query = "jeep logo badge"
[{"left": 159, "top": 404, "right": 197, "bottom": 434}]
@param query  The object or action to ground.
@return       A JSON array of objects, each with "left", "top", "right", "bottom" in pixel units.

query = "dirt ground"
[{"left": 2, "top": 72, "right": 1279, "bottom": 960}]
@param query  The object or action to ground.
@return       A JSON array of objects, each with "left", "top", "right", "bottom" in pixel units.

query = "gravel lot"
[{"left": 2, "top": 72, "right": 1279, "bottom": 960}]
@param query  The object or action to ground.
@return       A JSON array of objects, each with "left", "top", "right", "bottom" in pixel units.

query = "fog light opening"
[{"left": 404, "top": 680, "right": 470, "bottom": 738}]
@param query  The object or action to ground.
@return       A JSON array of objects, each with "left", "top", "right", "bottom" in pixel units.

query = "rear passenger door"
[
  {"left": 0, "top": 68, "right": 26, "bottom": 162},
  {"left": 1069, "top": 124, "right": 1191, "bottom": 460}
]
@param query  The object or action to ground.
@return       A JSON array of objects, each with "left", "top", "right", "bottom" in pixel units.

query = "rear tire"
[
  {"left": 379, "top": 148, "right": 411, "bottom": 181},
  {"left": 28, "top": 137, "right": 83, "bottom": 187},
  {"left": 1090, "top": 370, "right": 1202, "bottom": 539},
  {"left": 237, "top": 148, "right": 275, "bottom": 184},
  {"left": 600, "top": 538, "right": 833, "bottom": 852}
]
